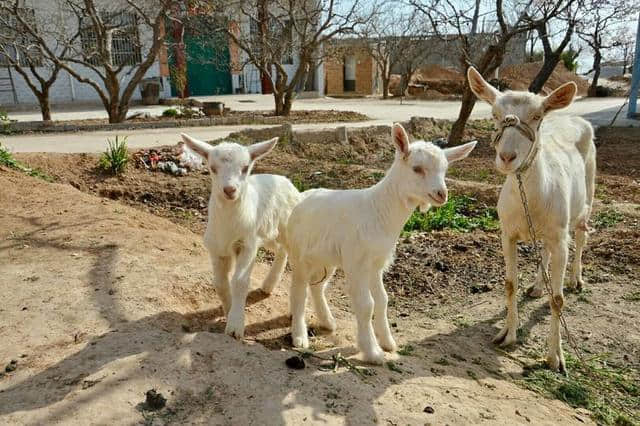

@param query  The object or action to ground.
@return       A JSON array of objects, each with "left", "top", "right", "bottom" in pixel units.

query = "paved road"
[{"left": 3, "top": 95, "right": 634, "bottom": 153}]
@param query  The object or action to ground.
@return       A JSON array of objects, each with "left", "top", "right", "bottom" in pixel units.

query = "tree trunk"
[
  {"left": 37, "top": 91, "right": 52, "bottom": 122},
  {"left": 382, "top": 76, "right": 390, "bottom": 99},
  {"left": 273, "top": 91, "right": 285, "bottom": 116},
  {"left": 448, "top": 87, "right": 477, "bottom": 144},
  {"left": 528, "top": 53, "right": 560, "bottom": 93},
  {"left": 282, "top": 90, "right": 293, "bottom": 116},
  {"left": 589, "top": 50, "right": 602, "bottom": 94}
]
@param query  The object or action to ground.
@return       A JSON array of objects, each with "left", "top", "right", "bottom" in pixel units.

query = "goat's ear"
[
  {"left": 181, "top": 133, "right": 211, "bottom": 159},
  {"left": 248, "top": 137, "right": 278, "bottom": 161},
  {"left": 467, "top": 67, "right": 499, "bottom": 105},
  {"left": 543, "top": 82, "right": 577, "bottom": 111},
  {"left": 444, "top": 140, "right": 477, "bottom": 163},
  {"left": 392, "top": 123, "right": 410, "bottom": 158}
]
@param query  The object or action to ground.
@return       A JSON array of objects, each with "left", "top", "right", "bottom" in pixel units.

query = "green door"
[{"left": 184, "top": 34, "right": 232, "bottom": 96}]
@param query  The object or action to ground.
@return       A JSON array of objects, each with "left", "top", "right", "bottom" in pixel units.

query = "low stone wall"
[{"left": 6, "top": 114, "right": 317, "bottom": 135}]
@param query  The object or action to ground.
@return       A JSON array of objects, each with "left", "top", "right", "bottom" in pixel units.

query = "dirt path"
[{"left": 1, "top": 169, "right": 598, "bottom": 425}]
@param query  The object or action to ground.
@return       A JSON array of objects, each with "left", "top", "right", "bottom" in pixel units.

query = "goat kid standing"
[
  {"left": 286, "top": 123, "right": 477, "bottom": 364},
  {"left": 182, "top": 133, "right": 301, "bottom": 339},
  {"left": 467, "top": 67, "right": 596, "bottom": 372}
]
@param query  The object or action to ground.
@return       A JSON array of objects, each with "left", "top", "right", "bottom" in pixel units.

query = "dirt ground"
[{"left": 1, "top": 122, "right": 639, "bottom": 425}]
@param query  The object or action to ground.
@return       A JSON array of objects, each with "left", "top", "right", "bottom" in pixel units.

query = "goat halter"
[{"left": 492, "top": 114, "right": 541, "bottom": 174}]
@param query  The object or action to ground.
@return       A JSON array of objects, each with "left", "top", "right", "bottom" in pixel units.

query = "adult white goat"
[
  {"left": 286, "top": 123, "right": 477, "bottom": 364},
  {"left": 181, "top": 133, "right": 301, "bottom": 339},
  {"left": 467, "top": 67, "right": 596, "bottom": 372}
]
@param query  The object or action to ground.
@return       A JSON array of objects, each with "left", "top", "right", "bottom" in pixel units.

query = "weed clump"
[{"left": 99, "top": 135, "right": 129, "bottom": 175}]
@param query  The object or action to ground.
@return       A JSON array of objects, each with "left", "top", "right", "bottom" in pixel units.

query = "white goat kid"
[
  {"left": 467, "top": 67, "right": 596, "bottom": 372},
  {"left": 286, "top": 124, "right": 476, "bottom": 364},
  {"left": 182, "top": 133, "right": 301, "bottom": 339}
]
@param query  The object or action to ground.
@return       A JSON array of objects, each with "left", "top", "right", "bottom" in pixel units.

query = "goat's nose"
[
  {"left": 499, "top": 152, "right": 517, "bottom": 164},
  {"left": 431, "top": 189, "right": 447, "bottom": 204},
  {"left": 223, "top": 186, "right": 237, "bottom": 198}
]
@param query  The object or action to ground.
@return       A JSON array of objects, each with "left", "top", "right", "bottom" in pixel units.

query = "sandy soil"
[{"left": 1, "top": 125, "right": 639, "bottom": 425}]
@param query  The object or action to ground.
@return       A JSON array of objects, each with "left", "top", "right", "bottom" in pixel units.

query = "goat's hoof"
[
  {"left": 317, "top": 319, "right": 337, "bottom": 333},
  {"left": 380, "top": 337, "right": 397, "bottom": 353},
  {"left": 493, "top": 327, "right": 516, "bottom": 347},
  {"left": 292, "top": 334, "right": 309, "bottom": 349},
  {"left": 527, "top": 285, "right": 544, "bottom": 298},
  {"left": 224, "top": 323, "right": 245, "bottom": 340},
  {"left": 568, "top": 278, "right": 584, "bottom": 293},
  {"left": 361, "top": 348, "right": 385, "bottom": 365},
  {"left": 260, "top": 282, "right": 277, "bottom": 295},
  {"left": 546, "top": 352, "right": 567, "bottom": 374}
]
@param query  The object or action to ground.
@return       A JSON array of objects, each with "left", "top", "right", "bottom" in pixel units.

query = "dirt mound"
[
  {"left": 500, "top": 62, "right": 589, "bottom": 95},
  {"left": 413, "top": 65, "right": 464, "bottom": 82},
  {"left": 389, "top": 65, "right": 464, "bottom": 98},
  {"left": 0, "top": 168, "right": 597, "bottom": 425}
]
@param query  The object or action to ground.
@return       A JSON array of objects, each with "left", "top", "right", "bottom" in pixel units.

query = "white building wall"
[{"left": 0, "top": 0, "right": 170, "bottom": 106}]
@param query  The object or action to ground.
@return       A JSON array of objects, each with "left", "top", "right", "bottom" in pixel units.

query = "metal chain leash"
[{"left": 515, "top": 172, "right": 586, "bottom": 366}]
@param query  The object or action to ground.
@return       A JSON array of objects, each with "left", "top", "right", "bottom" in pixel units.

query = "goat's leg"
[
  {"left": 346, "top": 267, "right": 384, "bottom": 364},
  {"left": 547, "top": 235, "right": 569, "bottom": 372},
  {"left": 211, "top": 254, "right": 233, "bottom": 315},
  {"left": 290, "top": 263, "right": 311, "bottom": 348},
  {"left": 494, "top": 232, "right": 518, "bottom": 347},
  {"left": 309, "top": 267, "right": 337, "bottom": 332},
  {"left": 370, "top": 268, "right": 396, "bottom": 352},
  {"left": 261, "top": 245, "right": 287, "bottom": 294},
  {"left": 570, "top": 227, "right": 587, "bottom": 292},
  {"left": 528, "top": 246, "right": 550, "bottom": 298},
  {"left": 225, "top": 242, "right": 258, "bottom": 339}
]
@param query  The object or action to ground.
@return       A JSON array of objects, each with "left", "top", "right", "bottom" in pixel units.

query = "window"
[
  {"left": 80, "top": 11, "right": 142, "bottom": 67},
  {"left": 0, "top": 8, "right": 43, "bottom": 67}
]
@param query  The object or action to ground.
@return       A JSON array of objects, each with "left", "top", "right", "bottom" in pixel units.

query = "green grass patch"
[
  {"left": 594, "top": 208, "right": 624, "bottom": 229},
  {"left": 0, "top": 144, "right": 53, "bottom": 181},
  {"left": 403, "top": 195, "right": 499, "bottom": 233},
  {"left": 622, "top": 291, "right": 640, "bottom": 302},
  {"left": 397, "top": 344, "right": 415, "bottom": 356},
  {"left": 99, "top": 135, "right": 129, "bottom": 175},
  {"left": 520, "top": 354, "right": 640, "bottom": 425}
]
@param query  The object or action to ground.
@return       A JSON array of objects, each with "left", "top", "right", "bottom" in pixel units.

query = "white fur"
[
  {"left": 467, "top": 67, "right": 596, "bottom": 372},
  {"left": 181, "top": 133, "right": 301, "bottom": 339},
  {"left": 286, "top": 124, "right": 476, "bottom": 364}
]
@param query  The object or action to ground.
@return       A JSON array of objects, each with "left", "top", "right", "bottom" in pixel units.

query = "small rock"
[
  {"left": 145, "top": 389, "right": 166, "bottom": 411},
  {"left": 434, "top": 261, "right": 447, "bottom": 272},
  {"left": 5, "top": 361, "right": 17, "bottom": 372},
  {"left": 423, "top": 406, "right": 435, "bottom": 414},
  {"left": 285, "top": 356, "right": 305, "bottom": 370}
]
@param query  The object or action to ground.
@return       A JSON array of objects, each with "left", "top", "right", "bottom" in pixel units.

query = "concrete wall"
[
  {"left": 0, "top": 0, "right": 170, "bottom": 106},
  {"left": 389, "top": 33, "right": 527, "bottom": 73}
]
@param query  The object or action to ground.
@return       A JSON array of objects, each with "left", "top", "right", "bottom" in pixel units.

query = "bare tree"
[
  {"left": 2, "top": 0, "right": 179, "bottom": 123},
  {"left": 612, "top": 26, "right": 636, "bottom": 75},
  {"left": 528, "top": 1, "right": 579, "bottom": 93},
  {"left": 356, "top": 4, "right": 427, "bottom": 99},
  {"left": 198, "top": 0, "right": 370, "bottom": 116},
  {"left": 578, "top": 0, "right": 640, "bottom": 93},
  {"left": 0, "top": 6, "right": 67, "bottom": 121},
  {"left": 411, "top": 0, "right": 571, "bottom": 144}
]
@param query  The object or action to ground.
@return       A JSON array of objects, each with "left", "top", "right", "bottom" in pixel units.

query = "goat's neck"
[
  {"left": 369, "top": 163, "right": 418, "bottom": 236},
  {"left": 507, "top": 140, "right": 548, "bottom": 199},
  {"left": 209, "top": 187, "right": 252, "bottom": 219}
]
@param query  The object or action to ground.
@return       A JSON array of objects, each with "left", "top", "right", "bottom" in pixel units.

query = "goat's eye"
[
  {"left": 533, "top": 113, "right": 542, "bottom": 121},
  {"left": 413, "top": 166, "right": 424, "bottom": 175},
  {"left": 242, "top": 166, "right": 249, "bottom": 175}
]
